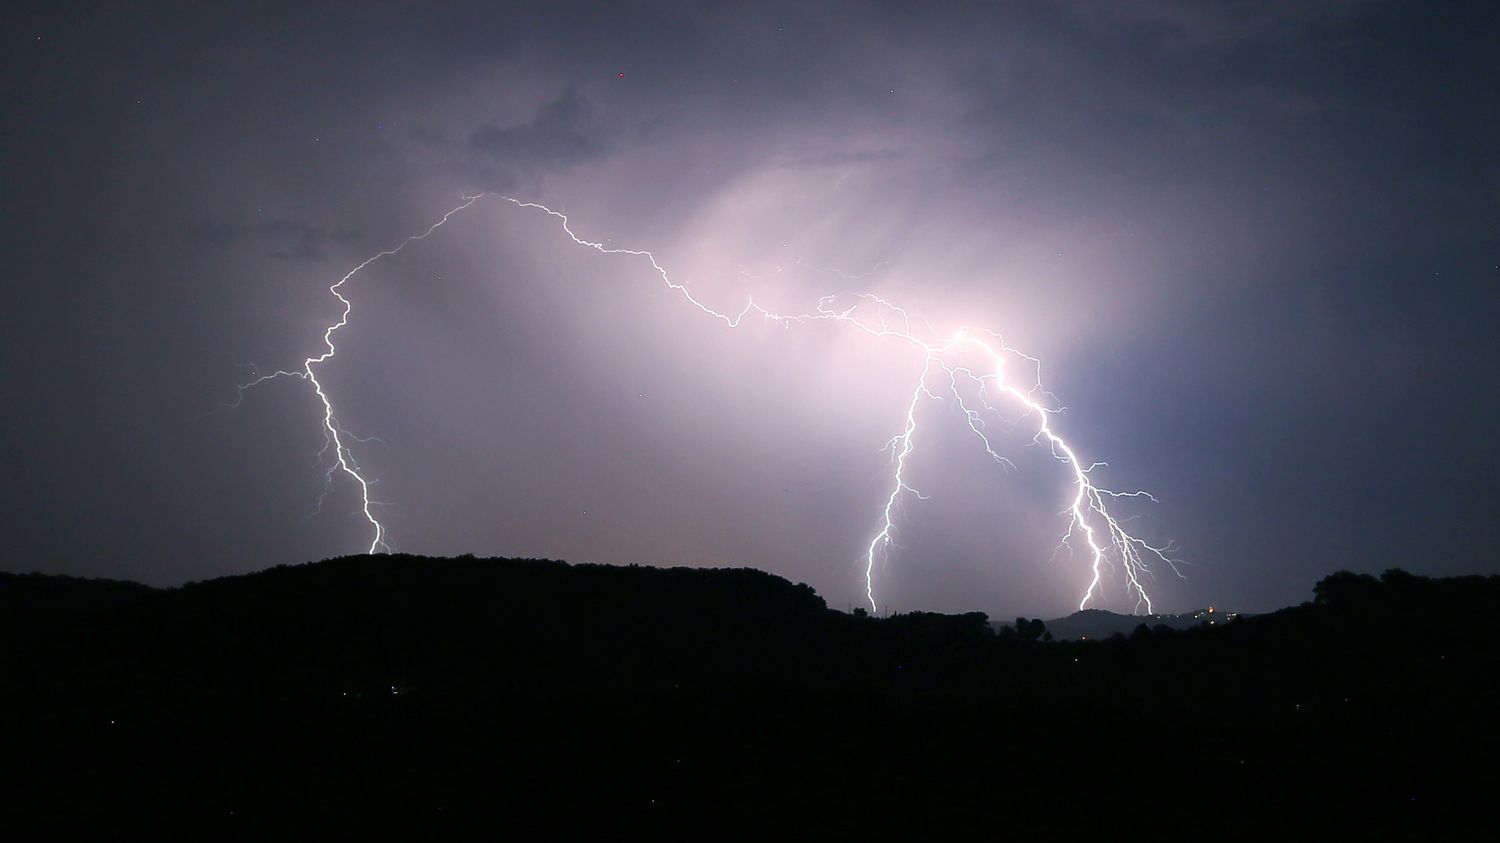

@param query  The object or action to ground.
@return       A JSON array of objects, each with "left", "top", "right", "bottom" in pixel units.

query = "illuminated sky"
[{"left": 3, "top": 1, "right": 1496, "bottom": 617}]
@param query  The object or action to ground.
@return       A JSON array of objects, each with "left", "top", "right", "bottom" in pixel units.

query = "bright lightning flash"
[
  {"left": 238, "top": 193, "right": 1181, "bottom": 613},
  {"left": 233, "top": 195, "right": 482, "bottom": 553}
]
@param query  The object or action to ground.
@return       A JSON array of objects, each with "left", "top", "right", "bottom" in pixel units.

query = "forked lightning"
[{"left": 238, "top": 193, "right": 1180, "bottom": 612}]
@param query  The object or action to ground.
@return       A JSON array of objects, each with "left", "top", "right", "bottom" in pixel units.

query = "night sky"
[{"left": 3, "top": 2, "right": 1496, "bottom": 618}]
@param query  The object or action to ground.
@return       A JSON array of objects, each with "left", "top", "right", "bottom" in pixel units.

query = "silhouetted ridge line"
[{"left": 2, "top": 561, "right": 1498, "bottom": 833}]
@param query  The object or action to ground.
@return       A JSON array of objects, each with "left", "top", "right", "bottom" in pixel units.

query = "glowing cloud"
[{"left": 239, "top": 194, "right": 1181, "bottom": 612}]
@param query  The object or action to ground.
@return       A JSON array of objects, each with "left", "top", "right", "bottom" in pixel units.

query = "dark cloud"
[
  {"left": 191, "top": 219, "right": 362, "bottom": 262},
  {"left": 1067, "top": 0, "right": 1378, "bottom": 45},
  {"left": 467, "top": 88, "right": 609, "bottom": 174}
]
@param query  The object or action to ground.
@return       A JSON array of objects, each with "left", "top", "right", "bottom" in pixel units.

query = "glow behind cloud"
[{"left": 240, "top": 193, "right": 1180, "bottom": 612}]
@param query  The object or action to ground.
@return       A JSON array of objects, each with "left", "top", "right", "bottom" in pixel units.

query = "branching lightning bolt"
[
  {"left": 235, "top": 194, "right": 482, "bottom": 553},
  {"left": 238, "top": 193, "right": 1180, "bottom": 613}
]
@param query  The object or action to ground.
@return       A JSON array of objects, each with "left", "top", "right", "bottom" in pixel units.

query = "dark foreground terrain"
[{"left": 3, "top": 556, "right": 1497, "bottom": 837}]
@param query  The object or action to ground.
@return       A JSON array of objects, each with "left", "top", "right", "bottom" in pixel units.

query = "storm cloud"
[{"left": 2, "top": 1, "right": 1495, "bottom": 616}]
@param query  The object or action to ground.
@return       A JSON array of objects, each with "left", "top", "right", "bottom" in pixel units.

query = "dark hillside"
[{"left": 2, "top": 558, "right": 1496, "bottom": 836}]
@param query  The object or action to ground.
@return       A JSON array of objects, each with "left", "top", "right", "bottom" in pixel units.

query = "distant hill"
[
  {"left": 1, "top": 557, "right": 1497, "bottom": 835},
  {"left": 0, "top": 570, "right": 154, "bottom": 617},
  {"left": 1038, "top": 606, "right": 1246, "bottom": 640}
]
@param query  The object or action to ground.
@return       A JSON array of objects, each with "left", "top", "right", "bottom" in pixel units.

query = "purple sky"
[{"left": 4, "top": 1, "right": 1496, "bottom": 617}]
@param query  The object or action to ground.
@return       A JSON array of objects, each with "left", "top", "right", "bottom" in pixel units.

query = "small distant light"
[{"left": 618, "top": 72, "right": 625, "bottom": 78}]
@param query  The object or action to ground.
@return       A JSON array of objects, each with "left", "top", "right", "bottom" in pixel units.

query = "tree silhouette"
[
  {"left": 1012, "top": 617, "right": 1046, "bottom": 642},
  {"left": 1312, "top": 570, "right": 1380, "bottom": 607}
]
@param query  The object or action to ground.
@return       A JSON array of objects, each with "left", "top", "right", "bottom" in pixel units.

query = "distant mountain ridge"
[{"left": 1038, "top": 606, "right": 1245, "bottom": 640}]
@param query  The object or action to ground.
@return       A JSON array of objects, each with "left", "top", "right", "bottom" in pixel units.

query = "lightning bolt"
[
  {"left": 234, "top": 194, "right": 482, "bottom": 553},
  {"left": 238, "top": 193, "right": 1180, "bottom": 612}
]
